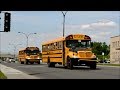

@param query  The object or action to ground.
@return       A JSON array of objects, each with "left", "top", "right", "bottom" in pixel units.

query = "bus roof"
[
  {"left": 42, "top": 37, "right": 65, "bottom": 45},
  {"left": 42, "top": 34, "right": 91, "bottom": 45},
  {"left": 19, "top": 47, "right": 39, "bottom": 51}
]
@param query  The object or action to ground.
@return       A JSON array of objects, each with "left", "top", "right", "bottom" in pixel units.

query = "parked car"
[
  {"left": 99, "top": 60, "right": 110, "bottom": 63},
  {"left": 10, "top": 58, "right": 16, "bottom": 62},
  {"left": 105, "top": 60, "right": 110, "bottom": 63},
  {"left": 7, "top": 58, "right": 15, "bottom": 63}
]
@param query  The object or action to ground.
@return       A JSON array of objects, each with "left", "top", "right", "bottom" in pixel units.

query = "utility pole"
[
  {"left": 61, "top": 11, "right": 67, "bottom": 37},
  {"left": 61, "top": 11, "right": 68, "bottom": 66}
]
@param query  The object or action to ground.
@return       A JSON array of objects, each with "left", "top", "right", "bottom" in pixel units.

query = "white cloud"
[
  {"left": 90, "top": 20, "right": 116, "bottom": 29},
  {"left": 66, "top": 19, "right": 117, "bottom": 31},
  {"left": 99, "top": 32, "right": 111, "bottom": 36},
  {"left": 81, "top": 24, "right": 91, "bottom": 29}
]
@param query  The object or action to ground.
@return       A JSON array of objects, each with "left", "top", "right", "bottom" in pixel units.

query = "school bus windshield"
[
  {"left": 66, "top": 40, "right": 91, "bottom": 49},
  {"left": 25, "top": 50, "right": 40, "bottom": 55}
]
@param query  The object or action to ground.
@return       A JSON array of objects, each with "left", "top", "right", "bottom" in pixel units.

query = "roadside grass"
[
  {"left": 97, "top": 63, "right": 120, "bottom": 66},
  {"left": 0, "top": 71, "right": 7, "bottom": 79}
]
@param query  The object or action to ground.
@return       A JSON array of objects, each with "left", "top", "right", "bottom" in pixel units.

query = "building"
[{"left": 110, "top": 35, "right": 120, "bottom": 64}]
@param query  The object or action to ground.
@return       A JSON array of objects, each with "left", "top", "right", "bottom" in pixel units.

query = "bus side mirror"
[{"left": 91, "top": 42, "right": 93, "bottom": 47}]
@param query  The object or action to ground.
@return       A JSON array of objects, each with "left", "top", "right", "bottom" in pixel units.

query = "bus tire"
[
  {"left": 30, "top": 62, "right": 34, "bottom": 64},
  {"left": 21, "top": 61, "right": 24, "bottom": 64},
  {"left": 48, "top": 62, "right": 52, "bottom": 67},
  {"left": 47, "top": 57, "right": 51, "bottom": 67},
  {"left": 47, "top": 59, "right": 55, "bottom": 67},
  {"left": 37, "top": 61, "right": 40, "bottom": 64},
  {"left": 51, "top": 63, "right": 55, "bottom": 67},
  {"left": 67, "top": 57, "right": 73, "bottom": 70},
  {"left": 24, "top": 60, "right": 28, "bottom": 65},
  {"left": 48, "top": 62, "right": 55, "bottom": 67},
  {"left": 70, "top": 59, "right": 73, "bottom": 70},
  {"left": 90, "top": 62, "right": 96, "bottom": 69}
]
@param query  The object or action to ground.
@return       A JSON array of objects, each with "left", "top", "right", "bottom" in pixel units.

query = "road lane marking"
[{"left": 17, "top": 65, "right": 46, "bottom": 68}]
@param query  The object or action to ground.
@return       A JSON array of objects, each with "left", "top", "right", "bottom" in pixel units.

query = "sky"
[{"left": 0, "top": 11, "right": 120, "bottom": 54}]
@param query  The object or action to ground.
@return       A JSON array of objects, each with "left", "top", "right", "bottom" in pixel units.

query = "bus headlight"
[
  {"left": 92, "top": 55, "right": 96, "bottom": 58},
  {"left": 26, "top": 56, "right": 30, "bottom": 59},
  {"left": 73, "top": 55, "right": 79, "bottom": 58},
  {"left": 37, "top": 57, "right": 40, "bottom": 59}
]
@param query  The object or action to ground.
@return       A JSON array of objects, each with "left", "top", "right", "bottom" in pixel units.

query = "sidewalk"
[{"left": 0, "top": 64, "right": 40, "bottom": 79}]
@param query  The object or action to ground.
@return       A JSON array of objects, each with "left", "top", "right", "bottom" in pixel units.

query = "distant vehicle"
[
  {"left": 10, "top": 58, "right": 16, "bottom": 62},
  {"left": 99, "top": 60, "right": 110, "bottom": 63},
  {"left": 7, "top": 58, "right": 15, "bottom": 63},
  {"left": 18, "top": 47, "right": 41, "bottom": 64},
  {"left": 99, "top": 60, "right": 104, "bottom": 63},
  {"left": 105, "top": 60, "right": 110, "bottom": 63}
]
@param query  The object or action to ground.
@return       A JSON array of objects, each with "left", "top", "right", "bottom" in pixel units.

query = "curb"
[
  {"left": 0, "top": 64, "right": 40, "bottom": 79},
  {"left": 97, "top": 65, "right": 120, "bottom": 68}
]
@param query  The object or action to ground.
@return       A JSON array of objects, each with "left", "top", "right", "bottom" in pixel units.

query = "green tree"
[{"left": 91, "top": 42, "right": 110, "bottom": 60}]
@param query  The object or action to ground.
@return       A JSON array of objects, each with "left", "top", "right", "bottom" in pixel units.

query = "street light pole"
[
  {"left": 61, "top": 11, "right": 68, "bottom": 66},
  {"left": 0, "top": 11, "right": 1, "bottom": 31},
  {"left": 18, "top": 32, "right": 36, "bottom": 47},
  {"left": 61, "top": 11, "right": 67, "bottom": 37}
]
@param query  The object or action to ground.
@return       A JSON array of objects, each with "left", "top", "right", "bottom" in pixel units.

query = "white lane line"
[{"left": 17, "top": 65, "right": 45, "bottom": 68}]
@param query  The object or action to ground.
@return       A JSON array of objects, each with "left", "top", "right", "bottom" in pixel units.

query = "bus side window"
[
  {"left": 59, "top": 42, "right": 62, "bottom": 49},
  {"left": 44, "top": 45, "right": 46, "bottom": 51},
  {"left": 50, "top": 44, "right": 52, "bottom": 50},
  {"left": 19, "top": 51, "right": 21, "bottom": 55},
  {"left": 47, "top": 44, "right": 50, "bottom": 50},
  {"left": 54, "top": 43, "right": 56, "bottom": 50},
  {"left": 42, "top": 46, "right": 44, "bottom": 51},
  {"left": 51, "top": 43, "right": 53, "bottom": 50},
  {"left": 56, "top": 42, "right": 58, "bottom": 49},
  {"left": 58, "top": 42, "right": 59, "bottom": 49},
  {"left": 43, "top": 45, "right": 46, "bottom": 51},
  {"left": 47, "top": 45, "right": 49, "bottom": 51}
]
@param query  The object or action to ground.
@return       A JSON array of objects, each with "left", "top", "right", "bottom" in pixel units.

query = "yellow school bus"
[
  {"left": 42, "top": 34, "right": 97, "bottom": 69},
  {"left": 18, "top": 47, "right": 41, "bottom": 64}
]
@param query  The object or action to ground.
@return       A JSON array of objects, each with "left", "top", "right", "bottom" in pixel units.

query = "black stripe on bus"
[
  {"left": 42, "top": 53, "right": 62, "bottom": 55},
  {"left": 42, "top": 57, "right": 62, "bottom": 58},
  {"left": 42, "top": 49, "right": 62, "bottom": 52}
]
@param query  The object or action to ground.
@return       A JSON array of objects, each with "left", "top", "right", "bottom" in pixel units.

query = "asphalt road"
[{"left": 0, "top": 60, "right": 120, "bottom": 79}]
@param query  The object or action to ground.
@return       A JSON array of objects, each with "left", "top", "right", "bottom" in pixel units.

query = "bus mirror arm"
[{"left": 91, "top": 42, "right": 93, "bottom": 47}]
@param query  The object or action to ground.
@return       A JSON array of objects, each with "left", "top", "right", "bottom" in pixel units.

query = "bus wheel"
[
  {"left": 47, "top": 57, "right": 51, "bottom": 67},
  {"left": 21, "top": 61, "right": 24, "bottom": 64},
  {"left": 48, "top": 61, "right": 55, "bottom": 67},
  {"left": 30, "top": 62, "right": 34, "bottom": 64},
  {"left": 24, "top": 60, "right": 28, "bottom": 65},
  {"left": 51, "top": 63, "right": 55, "bottom": 67},
  {"left": 90, "top": 62, "right": 96, "bottom": 69},
  {"left": 67, "top": 57, "right": 73, "bottom": 70},
  {"left": 37, "top": 61, "right": 40, "bottom": 64}
]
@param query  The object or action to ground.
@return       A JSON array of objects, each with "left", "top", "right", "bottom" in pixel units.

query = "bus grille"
[
  {"left": 79, "top": 52, "right": 92, "bottom": 58},
  {"left": 30, "top": 56, "right": 38, "bottom": 59}
]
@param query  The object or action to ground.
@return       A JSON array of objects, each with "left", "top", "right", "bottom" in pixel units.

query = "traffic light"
[{"left": 4, "top": 12, "right": 11, "bottom": 32}]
